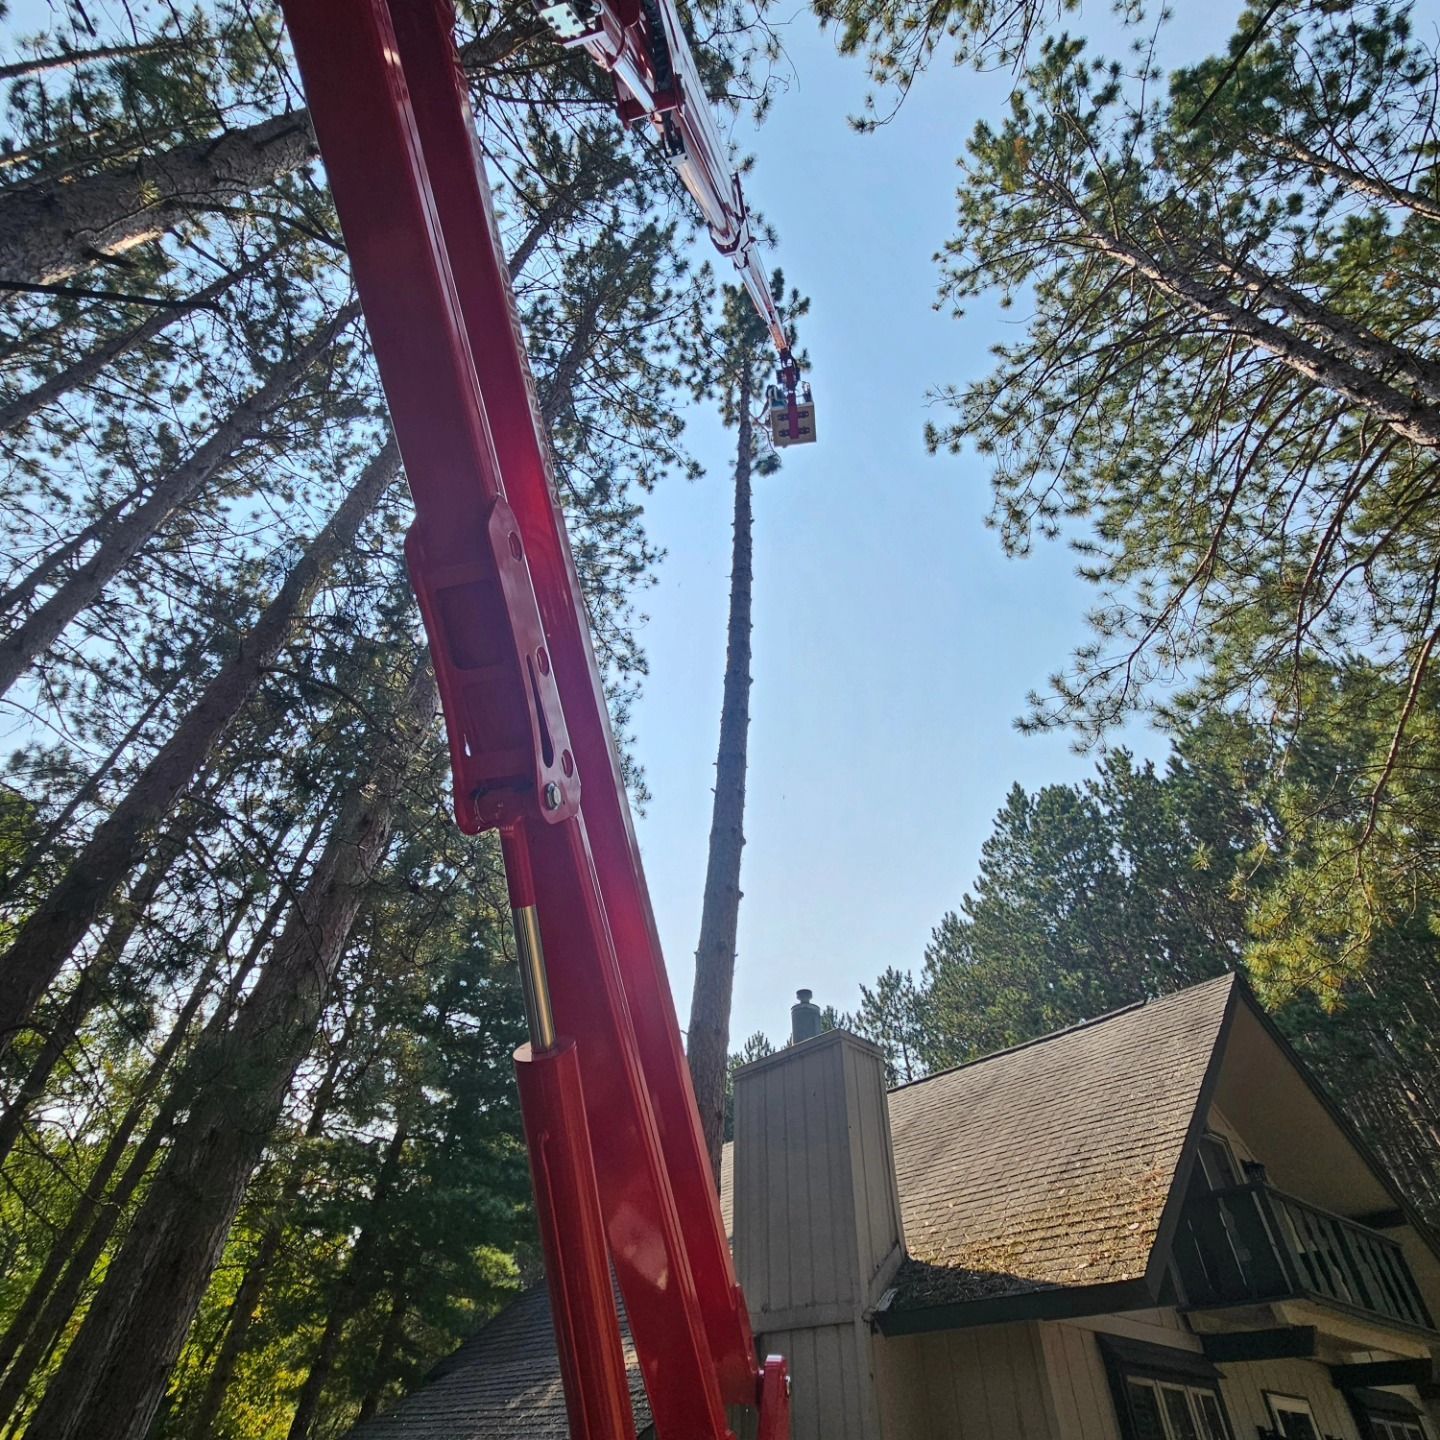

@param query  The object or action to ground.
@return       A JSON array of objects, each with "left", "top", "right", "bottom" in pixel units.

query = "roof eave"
[{"left": 873, "top": 1276, "right": 1159, "bottom": 1337}]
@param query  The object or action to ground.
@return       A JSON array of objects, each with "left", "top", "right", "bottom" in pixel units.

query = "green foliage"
[
  {"left": 914, "top": 0, "right": 1440, "bottom": 988},
  {"left": 900, "top": 716, "right": 1440, "bottom": 1217},
  {"left": 811, "top": 0, "right": 1076, "bottom": 126},
  {"left": 841, "top": 967, "right": 923, "bottom": 1084}
]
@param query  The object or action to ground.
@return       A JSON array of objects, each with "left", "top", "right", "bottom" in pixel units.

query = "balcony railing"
[{"left": 1174, "top": 1180, "right": 1434, "bottom": 1333}]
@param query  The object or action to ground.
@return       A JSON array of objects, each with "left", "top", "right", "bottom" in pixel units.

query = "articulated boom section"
[
  {"left": 276, "top": 1, "right": 791, "bottom": 1437},
  {"left": 533, "top": 0, "right": 814, "bottom": 444}
]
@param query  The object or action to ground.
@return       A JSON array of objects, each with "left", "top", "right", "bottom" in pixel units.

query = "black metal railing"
[{"left": 1175, "top": 1180, "right": 1434, "bottom": 1332}]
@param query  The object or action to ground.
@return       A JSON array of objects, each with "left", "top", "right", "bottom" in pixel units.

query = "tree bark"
[
  {"left": 285, "top": 1122, "right": 409, "bottom": 1440},
  {"left": 0, "top": 811, "right": 324, "bottom": 1423},
  {"left": 0, "top": 436, "right": 399, "bottom": 1051},
  {"left": 0, "top": 41, "right": 180, "bottom": 84},
  {"left": 0, "top": 24, "right": 533, "bottom": 286},
  {"left": 0, "top": 878, "right": 270, "bottom": 1426},
  {"left": 0, "top": 662, "right": 179, "bottom": 900},
  {"left": 0, "top": 245, "right": 279, "bottom": 433},
  {"left": 0, "top": 299, "right": 360, "bottom": 701},
  {"left": 1049, "top": 190, "right": 1440, "bottom": 451},
  {"left": 0, "top": 482, "right": 143, "bottom": 621},
  {"left": 182, "top": 996, "right": 360, "bottom": 1440},
  {"left": 687, "top": 372, "right": 755, "bottom": 1184},
  {"left": 0, "top": 113, "right": 314, "bottom": 285},
  {"left": 21, "top": 660, "right": 438, "bottom": 1440},
  {"left": 1180, "top": 231, "right": 1440, "bottom": 405},
  {"left": 1257, "top": 132, "right": 1440, "bottom": 223},
  {"left": 354, "top": 1288, "right": 409, "bottom": 1425},
  {"left": 0, "top": 823, "right": 233, "bottom": 1169}
]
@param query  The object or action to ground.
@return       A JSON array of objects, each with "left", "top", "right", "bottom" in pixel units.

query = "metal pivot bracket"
[{"left": 407, "top": 497, "right": 580, "bottom": 835}]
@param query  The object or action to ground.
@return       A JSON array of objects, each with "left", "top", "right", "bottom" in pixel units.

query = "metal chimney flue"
[{"left": 790, "top": 988, "right": 822, "bottom": 1044}]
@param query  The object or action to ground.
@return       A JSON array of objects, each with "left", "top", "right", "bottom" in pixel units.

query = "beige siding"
[
  {"left": 874, "top": 1324, "right": 1057, "bottom": 1440},
  {"left": 751, "top": 1323, "right": 883, "bottom": 1440},
  {"left": 734, "top": 1033, "right": 903, "bottom": 1324},
  {"left": 1039, "top": 1318, "right": 1367, "bottom": 1440},
  {"left": 844, "top": 1039, "right": 906, "bottom": 1297},
  {"left": 1217, "top": 1358, "right": 1361, "bottom": 1439},
  {"left": 735, "top": 1037, "right": 861, "bottom": 1315},
  {"left": 1040, "top": 1324, "right": 1123, "bottom": 1440}
]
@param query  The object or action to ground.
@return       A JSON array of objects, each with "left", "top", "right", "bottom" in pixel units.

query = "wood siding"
[
  {"left": 1218, "top": 1356, "right": 1361, "bottom": 1439},
  {"left": 845, "top": 1038, "right": 906, "bottom": 1297},
  {"left": 873, "top": 1323, "right": 1058, "bottom": 1440},
  {"left": 1040, "top": 1322, "right": 1123, "bottom": 1440},
  {"left": 1039, "top": 1318, "right": 1369, "bottom": 1440},
  {"left": 734, "top": 1032, "right": 903, "bottom": 1325}
]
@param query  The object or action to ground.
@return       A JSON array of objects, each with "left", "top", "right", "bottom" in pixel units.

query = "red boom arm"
[
  {"left": 534, "top": 0, "right": 814, "bottom": 442},
  {"left": 275, "top": 0, "right": 799, "bottom": 1436}
]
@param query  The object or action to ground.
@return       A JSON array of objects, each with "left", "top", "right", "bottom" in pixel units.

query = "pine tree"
[{"left": 686, "top": 278, "right": 804, "bottom": 1181}]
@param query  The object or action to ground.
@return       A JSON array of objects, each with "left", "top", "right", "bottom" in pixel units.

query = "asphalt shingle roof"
[
  {"left": 348, "top": 1285, "right": 652, "bottom": 1440},
  {"left": 885, "top": 973, "right": 1234, "bottom": 1309}
]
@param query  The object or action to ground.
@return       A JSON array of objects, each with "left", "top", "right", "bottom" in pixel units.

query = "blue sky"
[{"left": 630, "top": 2, "right": 1252, "bottom": 1045}]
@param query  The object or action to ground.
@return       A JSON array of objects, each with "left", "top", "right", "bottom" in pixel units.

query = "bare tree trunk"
[
  {"left": 0, "top": 114, "right": 314, "bottom": 286},
  {"left": 0, "top": 482, "right": 144, "bottom": 620},
  {"left": 0, "top": 23, "right": 532, "bottom": 286},
  {"left": 0, "top": 802, "right": 207, "bottom": 1165},
  {"left": 1257, "top": 132, "right": 1440, "bottom": 223},
  {"left": 0, "top": 300, "right": 360, "bottom": 700},
  {"left": 22, "top": 661, "right": 438, "bottom": 1440},
  {"left": 687, "top": 373, "right": 755, "bottom": 1183},
  {"left": 0, "top": 245, "right": 279, "bottom": 433},
  {"left": 182, "top": 999, "right": 360, "bottom": 1440},
  {"left": 285, "top": 1122, "right": 409, "bottom": 1440},
  {"left": 0, "top": 807, "right": 326, "bottom": 1424},
  {"left": 0, "top": 665, "right": 180, "bottom": 899},
  {"left": 0, "top": 41, "right": 180, "bottom": 84},
  {"left": 354, "top": 1288, "right": 409, "bottom": 1425},
  {"left": 0, "top": 437, "right": 399, "bottom": 1051},
  {"left": 1048, "top": 188, "right": 1440, "bottom": 450}
]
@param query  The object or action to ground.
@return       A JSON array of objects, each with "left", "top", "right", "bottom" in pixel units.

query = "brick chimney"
[{"left": 731, "top": 996, "right": 905, "bottom": 1440}]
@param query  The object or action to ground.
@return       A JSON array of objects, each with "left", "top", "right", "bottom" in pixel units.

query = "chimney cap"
[{"left": 791, "top": 988, "right": 822, "bottom": 1044}]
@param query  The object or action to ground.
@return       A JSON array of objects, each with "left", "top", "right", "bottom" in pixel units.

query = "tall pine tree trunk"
[
  {"left": 687, "top": 371, "right": 754, "bottom": 1183},
  {"left": 0, "top": 437, "right": 399, "bottom": 1050},
  {"left": 0, "top": 865, "right": 289, "bottom": 1425},
  {"left": 1047, "top": 189, "right": 1440, "bottom": 450},
  {"left": 285, "top": 1121, "right": 409, "bottom": 1440},
  {"left": 0, "top": 24, "right": 528, "bottom": 286},
  {"left": 0, "top": 803, "right": 207, "bottom": 1164},
  {"left": 354, "top": 1288, "right": 409, "bottom": 1425},
  {"left": 22, "top": 660, "right": 438, "bottom": 1440},
  {"left": 182, "top": 1001, "right": 361, "bottom": 1440},
  {"left": 0, "top": 301, "right": 360, "bottom": 701}
]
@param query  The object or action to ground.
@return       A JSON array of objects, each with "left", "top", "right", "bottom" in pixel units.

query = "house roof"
[
  {"left": 883, "top": 972, "right": 1235, "bottom": 1314},
  {"left": 350, "top": 974, "right": 1241, "bottom": 1435},
  {"left": 346, "top": 1284, "right": 652, "bottom": 1440}
]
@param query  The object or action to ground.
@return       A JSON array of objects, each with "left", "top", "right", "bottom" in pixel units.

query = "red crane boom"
[{"left": 274, "top": 0, "right": 807, "bottom": 1436}]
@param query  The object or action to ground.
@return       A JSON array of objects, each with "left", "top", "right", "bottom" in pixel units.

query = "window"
[
  {"left": 1198, "top": 1132, "right": 1242, "bottom": 1191},
  {"left": 1125, "top": 1377, "right": 1230, "bottom": 1440},
  {"left": 1100, "top": 1336, "right": 1235, "bottom": 1440},
  {"left": 1353, "top": 1390, "right": 1432, "bottom": 1440},
  {"left": 1368, "top": 1419, "right": 1426, "bottom": 1440},
  {"left": 1266, "top": 1392, "right": 1320, "bottom": 1440}
]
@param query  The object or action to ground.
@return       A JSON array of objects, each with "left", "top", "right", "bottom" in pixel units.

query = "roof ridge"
[{"left": 886, "top": 972, "right": 1237, "bottom": 1097}]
